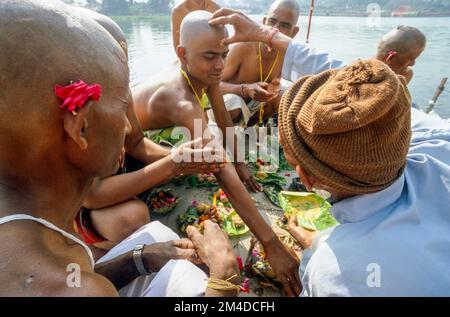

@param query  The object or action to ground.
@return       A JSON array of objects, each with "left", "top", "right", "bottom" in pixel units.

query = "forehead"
[
  {"left": 188, "top": 29, "right": 229, "bottom": 53},
  {"left": 267, "top": 6, "right": 298, "bottom": 24}
]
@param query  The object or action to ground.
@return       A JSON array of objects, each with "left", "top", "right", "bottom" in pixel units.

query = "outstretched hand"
[
  {"left": 186, "top": 220, "right": 238, "bottom": 278},
  {"left": 171, "top": 138, "right": 226, "bottom": 175},
  {"left": 264, "top": 238, "right": 302, "bottom": 296},
  {"left": 142, "top": 239, "right": 201, "bottom": 273},
  {"left": 235, "top": 162, "right": 262, "bottom": 192},
  {"left": 209, "top": 8, "right": 270, "bottom": 45},
  {"left": 244, "top": 82, "right": 278, "bottom": 102}
]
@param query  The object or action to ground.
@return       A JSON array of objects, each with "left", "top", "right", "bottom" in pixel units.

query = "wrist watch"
[{"left": 133, "top": 244, "right": 151, "bottom": 276}]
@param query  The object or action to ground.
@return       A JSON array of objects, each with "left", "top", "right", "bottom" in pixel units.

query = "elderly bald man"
[
  {"left": 0, "top": 0, "right": 238, "bottom": 297},
  {"left": 133, "top": 10, "right": 302, "bottom": 296},
  {"left": 375, "top": 26, "right": 426, "bottom": 84}
]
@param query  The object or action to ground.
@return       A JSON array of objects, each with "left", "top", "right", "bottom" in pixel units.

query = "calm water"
[{"left": 113, "top": 15, "right": 450, "bottom": 118}]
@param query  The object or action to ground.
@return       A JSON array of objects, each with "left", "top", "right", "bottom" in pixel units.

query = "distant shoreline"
[{"left": 111, "top": 13, "right": 450, "bottom": 19}]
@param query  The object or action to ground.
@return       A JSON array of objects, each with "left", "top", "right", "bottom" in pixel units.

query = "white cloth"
[
  {"left": 282, "top": 41, "right": 346, "bottom": 82},
  {"left": 0, "top": 214, "right": 95, "bottom": 269},
  {"left": 97, "top": 221, "right": 208, "bottom": 297}
]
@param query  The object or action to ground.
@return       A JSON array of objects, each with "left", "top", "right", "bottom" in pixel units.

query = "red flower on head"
[{"left": 55, "top": 80, "right": 102, "bottom": 113}]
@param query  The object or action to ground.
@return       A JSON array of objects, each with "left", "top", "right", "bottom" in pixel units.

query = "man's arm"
[
  {"left": 124, "top": 102, "right": 170, "bottom": 165},
  {"left": 171, "top": 6, "right": 186, "bottom": 51},
  {"left": 175, "top": 100, "right": 301, "bottom": 296},
  {"left": 208, "top": 84, "right": 261, "bottom": 192},
  {"left": 209, "top": 8, "right": 345, "bottom": 82},
  {"left": 83, "top": 155, "right": 179, "bottom": 210},
  {"left": 221, "top": 44, "right": 245, "bottom": 96}
]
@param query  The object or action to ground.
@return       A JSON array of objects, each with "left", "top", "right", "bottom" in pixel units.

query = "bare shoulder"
[
  {"left": 171, "top": 2, "right": 189, "bottom": 19},
  {"left": 207, "top": 1, "right": 221, "bottom": 12},
  {"left": 0, "top": 225, "right": 117, "bottom": 296},
  {"left": 229, "top": 42, "right": 254, "bottom": 56}
]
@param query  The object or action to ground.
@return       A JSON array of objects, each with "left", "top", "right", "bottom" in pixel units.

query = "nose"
[
  {"left": 409, "top": 60, "right": 416, "bottom": 67},
  {"left": 215, "top": 57, "right": 225, "bottom": 71}
]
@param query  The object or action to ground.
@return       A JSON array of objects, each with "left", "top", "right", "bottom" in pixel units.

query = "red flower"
[
  {"left": 236, "top": 256, "right": 244, "bottom": 271},
  {"left": 240, "top": 277, "right": 250, "bottom": 294},
  {"left": 55, "top": 80, "right": 102, "bottom": 113}
]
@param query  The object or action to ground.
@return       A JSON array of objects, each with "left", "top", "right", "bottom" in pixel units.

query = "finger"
[
  {"left": 288, "top": 215, "right": 298, "bottom": 228},
  {"left": 210, "top": 7, "right": 239, "bottom": 20},
  {"left": 221, "top": 34, "right": 242, "bottom": 46},
  {"left": 280, "top": 276, "right": 295, "bottom": 297},
  {"left": 186, "top": 225, "right": 204, "bottom": 246},
  {"left": 173, "top": 238, "right": 195, "bottom": 250},
  {"left": 270, "top": 78, "right": 281, "bottom": 86},
  {"left": 247, "top": 177, "right": 262, "bottom": 192},
  {"left": 258, "top": 82, "right": 269, "bottom": 88},
  {"left": 292, "top": 271, "right": 302, "bottom": 296},
  {"left": 203, "top": 220, "right": 222, "bottom": 236},
  {"left": 175, "top": 248, "right": 199, "bottom": 263}
]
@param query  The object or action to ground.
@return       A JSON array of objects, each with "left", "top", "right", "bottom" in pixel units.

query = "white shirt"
[{"left": 282, "top": 41, "right": 346, "bottom": 82}]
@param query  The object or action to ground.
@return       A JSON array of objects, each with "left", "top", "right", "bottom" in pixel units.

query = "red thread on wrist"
[{"left": 267, "top": 28, "right": 279, "bottom": 52}]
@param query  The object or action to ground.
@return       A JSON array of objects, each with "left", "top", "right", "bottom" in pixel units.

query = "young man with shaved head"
[
  {"left": 0, "top": 0, "right": 241, "bottom": 297},
  {"left": 172, "top": 0, "right": 221, "bottom": 51},
  {"left": 133, "top": 10, "right": 302, "bottom": 296},
  {"left": 376, "top": 26, "right": 426, "bottom": 84}
]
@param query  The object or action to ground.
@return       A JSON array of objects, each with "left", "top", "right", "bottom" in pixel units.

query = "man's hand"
[
  {"left": 243, "top": 82, "right": 278, "bottom": 102},
  {"left": 209, "top": 8, "right": 271, "bottom": 45},
  {"left": 287, "top": 216, "right": 317, "bottom": 250},
  {"left": 142, "top": 239, "right": 201, "bottom": 273},
  {"left": 171, "top": 138, "right": 226, "bottom": 175},
  {"left": 235, "top": 162, "right": 262, "bottom": 192},
  {"left": 264, "top": 238, "right": 302, "bottom": 296},
  {"left": 187, "top": 221, "right": 238, "bottom": 278}
]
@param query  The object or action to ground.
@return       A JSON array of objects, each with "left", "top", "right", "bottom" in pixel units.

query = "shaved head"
[
  {"left": 0, "top": 0, "right": 129, "bottom": 179},
  {"left": 379, "top": 26, "right": 426, "bottom": 55},
  {"left": 179, "top": 10, "right": 227, "bottom": 48},
  {"left": 269, "top": 0, "right": 300, "bottom": 18}
]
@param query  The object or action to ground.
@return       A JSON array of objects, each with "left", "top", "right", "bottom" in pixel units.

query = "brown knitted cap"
[{"left": 279, "top": 59, "right": 412, "bottom": 195}]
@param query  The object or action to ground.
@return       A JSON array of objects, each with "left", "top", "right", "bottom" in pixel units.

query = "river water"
[{"left": 112, "top": 15, "right": 450, "bottom": 118}]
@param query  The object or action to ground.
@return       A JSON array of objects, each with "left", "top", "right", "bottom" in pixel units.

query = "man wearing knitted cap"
[{"left": 211, "top": 9, "right": 450, "bottom": 296}]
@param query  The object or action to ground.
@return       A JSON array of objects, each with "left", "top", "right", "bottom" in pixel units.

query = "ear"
[
  {"left": 177, "top": 46, "right": 188, "bottom": 65},
  {"left": 63, "top": 105, "right": 92, "bottom": 151},
  {"left": 296, "top": 165, "right": 316, "bottom": 192},
  {"left": 291, "top": 26, "right": 300, "bottom": 38}
]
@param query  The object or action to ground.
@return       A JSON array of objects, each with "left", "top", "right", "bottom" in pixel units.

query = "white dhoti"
[{"left": 96, "top": 221, "right": 208, "bottom": 297}]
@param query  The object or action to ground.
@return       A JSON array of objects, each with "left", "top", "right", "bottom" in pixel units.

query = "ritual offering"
[
  {"left": 247, "top": 230, "right": 302, "bottom": 285},
  {"left": 188, "top": 173, "right": 218, "bottom": 187},
  {"left": 146, "top": 189, "right": 180, "bottom": 215},
  {"left": 254, "top": 171, "right": 287, "bottom": 186},
  {"left": 278, "top": 191, "right": 338, "bottom": 231},
  {"left": 177, "top": 189, "right": 249, "bottom": 237}
]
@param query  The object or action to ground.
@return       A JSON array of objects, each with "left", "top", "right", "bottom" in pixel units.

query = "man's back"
[{"left": 302, "top": 109, "right": 450, "bottom": 296}]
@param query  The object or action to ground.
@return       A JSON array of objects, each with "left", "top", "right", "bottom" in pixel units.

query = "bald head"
[
  {"left": 179, "top": 10, "right": 227, "bottom": 47},
  {"left": 378, "top": 26, "right": 426, "bottom": 55},
  {"left": 269, "top": 0, "right": 300, "bottom": 18},
  {"left": 0, "top": 0, "right": 129, "bottom": 175}
]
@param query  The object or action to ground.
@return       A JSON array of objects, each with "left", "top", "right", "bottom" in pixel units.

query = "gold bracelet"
[{"left": 207, "top": 274, "right": 241, "bottom": 294}]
